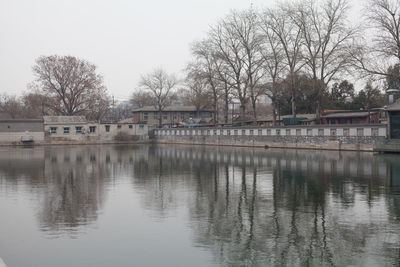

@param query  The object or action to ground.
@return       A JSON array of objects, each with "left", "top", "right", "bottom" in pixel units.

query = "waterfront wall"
[{"left": 154, "top": 124, "right": 388, "bottom": 151}]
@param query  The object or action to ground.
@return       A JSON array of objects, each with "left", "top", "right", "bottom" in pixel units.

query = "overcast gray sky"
[{"left": 0, "top": 0, "right": 363, "bottom": 100}]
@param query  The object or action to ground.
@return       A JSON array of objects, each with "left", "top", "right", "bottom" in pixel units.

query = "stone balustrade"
[{"left": 154, "top": 124, "right": 387, "bottom": 151}]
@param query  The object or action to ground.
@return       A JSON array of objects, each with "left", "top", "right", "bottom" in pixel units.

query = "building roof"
[
  {"left": 0, "top": 119, "right": 43, "bottom": 123},
  {"left": 43, "top": 116, "right": 87, "bottom": 124},
  {"left": 321, "top": 111, "right": 378, "bottom": 118},
  {"left": 251, "top": 113, "right": 316, "bottom": 122},
  {"left": 132, "top": 105, "right": 214, "bottom": 112}
]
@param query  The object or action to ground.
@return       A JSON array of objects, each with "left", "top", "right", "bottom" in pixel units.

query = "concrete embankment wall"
[{"left": 154, "top": 125, "right": 388, "bottom": 151}]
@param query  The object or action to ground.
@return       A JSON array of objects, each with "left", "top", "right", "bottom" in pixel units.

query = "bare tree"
[
  {"left": 234, "top": 9, "right": 267, "bottom": 124},
  {"left": 263, "top": 5, "right": 304, "bottom": 117},
  {"left": 191, "top": 40, "right": 231, "bottom": 124},
  {"left": 183, "top": 66, "right": 211, "bottom": 117},
  {"left": 139, "top": 68, "right": 177, "bottom": 127},
  {"left": 293, "top": 0, "right": 357, "bottom": 121},
  {"left": 32, "top": 55, "right": 110, "bottom": 119},
  {"left": 352, "top": 0, "right": 400, "bottom": 79},
  {"left": 131, "top": 90, "right": 155, "bottom": 108},
  {"left": 0, "top": 94, "right": 24, "bottom": 119},
  {"left": 209, "top": 12, "right": 249, "bottom": 125},
  {"left": 260, "top": 12, "right": 286, "bottom": 125},
  {"left": 22, "top": 91, "right": 53, "bottom": 118}
]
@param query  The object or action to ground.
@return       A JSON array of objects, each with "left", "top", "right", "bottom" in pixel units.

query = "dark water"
[{"left": 0, "top": 145, "right": 400, "bottom": 266}]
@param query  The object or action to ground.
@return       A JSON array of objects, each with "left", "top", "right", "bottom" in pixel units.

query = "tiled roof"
[
  {"left": 43, "top": 116, "right": 87, "bottom": 124},
  {"left": 132, "top": 106, "right": 214, "bottom": 112},
  {"left": 244, "top": 113, "right": 316, "bottom": 122},
  {"left": 322, "top": 111, "right": 377, "bottom": 118}
]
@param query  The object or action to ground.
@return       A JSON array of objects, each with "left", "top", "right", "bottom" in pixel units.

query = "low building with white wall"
[{"left": 44, "top": 116, "right": 148, "bottom": 143}]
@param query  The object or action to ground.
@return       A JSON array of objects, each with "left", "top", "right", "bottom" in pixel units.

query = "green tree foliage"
[
  {"left": 386, "top": 64, "right": 400, "bottom": 90},
  {"left": 352, "top": 83, "right": 385, "bottom": 110}
]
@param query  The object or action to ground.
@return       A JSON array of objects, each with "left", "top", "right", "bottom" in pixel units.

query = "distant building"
[
  {"left": 132, "top": 106, "right": 215, "bottom": 127},
  {"left": 44, "top": 116, "right": 148, "bottom": 142},
  {"left": 235, "top": 114, "right": 316, "bottom": 126},
  {"left": 320, "top": 110, "right": 382, "bottom": 125}
]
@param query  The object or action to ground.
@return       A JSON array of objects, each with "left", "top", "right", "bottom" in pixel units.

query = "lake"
[{"left": 0, "top": 144, "right": 400, "bottom": 266}]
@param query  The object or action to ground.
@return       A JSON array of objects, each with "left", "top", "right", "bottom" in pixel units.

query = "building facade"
[{"left": 44, "top": 116, "right": 148, "bottom": 142}]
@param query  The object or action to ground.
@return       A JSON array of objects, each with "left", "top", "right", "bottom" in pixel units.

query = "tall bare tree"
[
  {"left": 293, "top": 0, "right": 357, "bottom": 121},
  {"left": 139, "top": 68, "right": 177, "bottom": 127},
  {"left": 260, "top": 12, "right": 286, "bottom": 125},
  {"left": 209, "top": 10, "right": 267, "bottom": 124},
  {"left": 264, "top": 6, "right": 304, "bottom": 117},
  {"left": 191, "top": 40, "right": 233, "bottom": 124},
  {"left": 209, "top": 13, "right": 249, "bottom": 125},
  {"left": 32, "top": 55, "right": 110, "bottom": 119},
  {"left": 232, "top": 9, "right": 267, "bottom": 124}
]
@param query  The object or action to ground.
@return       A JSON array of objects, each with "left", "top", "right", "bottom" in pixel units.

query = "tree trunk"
[
  {"left": 315, "top": 99, "right": 321, "bottom": 124},
  {"left": 213, "top": 99, "right": 218, "bottom": 126},
  {"left": 291, "top": 90, "right": 296, "bottom": 118},
  {"left": 224, "top": 93, "right": 229, "bottom": 124},
  {"left": 252, "top": 99, "right": 257, "bottom": 126},
  {"left": 272, "top": 100, "right": 277, "bottom": 126},
  {"left": 159, "top": 109, "right": 162, "bottom": 128},
  {"left": 240, "top": 103, "right": 246, "bottom": 126}
]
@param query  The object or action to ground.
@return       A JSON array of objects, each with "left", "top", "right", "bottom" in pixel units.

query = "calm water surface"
[{"left": 0, "top": 145, "right": 400, "bottom": 266}]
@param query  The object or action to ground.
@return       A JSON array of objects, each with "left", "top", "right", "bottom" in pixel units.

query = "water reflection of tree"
[{"left": 132, "top": 145, "right": 400, "bottom": 266}]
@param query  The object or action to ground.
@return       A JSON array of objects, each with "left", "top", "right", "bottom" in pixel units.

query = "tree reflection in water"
[
  {"left": 0, "top": 145, "right": 399, "bottom": 265},
  {"left": 132, "top": 146, "right": 400, "bottom": 266}
]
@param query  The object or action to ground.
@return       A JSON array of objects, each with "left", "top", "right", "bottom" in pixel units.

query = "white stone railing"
[{"left": 154, "top": 125, "right": 387, "bottom": 138}]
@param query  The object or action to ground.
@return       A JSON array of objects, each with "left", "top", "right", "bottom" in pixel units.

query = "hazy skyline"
[{"left": 0, "top": 0, "right": 363, "bottom": 101}]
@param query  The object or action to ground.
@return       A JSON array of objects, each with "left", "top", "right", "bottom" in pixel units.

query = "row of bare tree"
[{"left": 135, "top": 0, "right": 400, "bottom": 126}]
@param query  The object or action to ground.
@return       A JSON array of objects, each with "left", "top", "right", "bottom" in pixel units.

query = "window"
[
  {"left": 163, "top": 115, "right": 168, "bottom": 120},
  {"left": 143, "top": 112, "right": 148, "bottom": 121},
  {"left": 330, "top": 128, "right": 336, "bottom": 136},
  {"left": 117, "top": 125, "right": 122, "bottom": 129},
  {"left": 242, "top": 129, "right": 246, "bottom": 135},
  {"left": 250, "top": 130, "right": 254, "bottom": 135},
  {"left": 267, "top": 129, "right": 271, "bottom": 136},
  {"left": 318, "top": 129, "right": 324, "bottom": 136},
  {"left": 286, "top": 129, "right": 291, "bottom": 136},
  {"left": 105, "top": 125, "right": 110, "bottom": 132},
  {"left": 234, "top": 130, "right": 238, "bottom": 135},
  {"left": 372, "top": 128, "right": 379, "bottom": 136},
  {"left": 50, "top": 127, "right": 57, "bottom": 134},
  {"left": 276, "top": 129, "right": 281, "bottom": 136},
  {"left": 296, "top": 129, "right": 301, "bottom": 136},
  {"left": 139, "top": 124, "right": 144, "bottom": 128},
  {"left": 343, "top": 128, "right": 350, "bottom": 136},
  {"left": 89, "top": 126, "right": 96, "bottom": 133},
  {"left": 258, "top": 129, "right": 262, "bottom": 136},
  {"left": 63, "top": 127, "right": 70, "bottom": 134},
  {"left": 129, "top": 125, "right": 133, "bottom": 129},
  {"left": 75, "top": 126, "right": 82, "bottom": 133},
  {"left": 307, "top": 128, "right": 312, "bottom": 136},
  {"left": 357, "top": 128, "right": 364, "bottom": 137}
]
